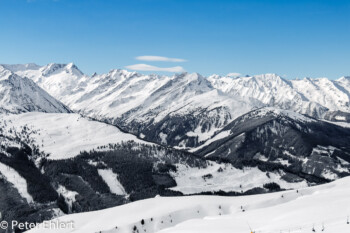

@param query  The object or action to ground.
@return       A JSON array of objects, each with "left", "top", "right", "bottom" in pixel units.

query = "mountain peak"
[
  {"left": 107, "top": 68, "right": 142, "bottom": 79},
  {"left": 40, "top": 63, "right": 66, "bottom": 76},
  {"left": 254, "top": 73, "right": 282, "bottom": 80},
  {"left": 40, "top": 63, "right": 84, "bottom": 77},
  {"left": 0, "top": 71, "right": 70, "bottom": 114},
  {"left": 65, "top": 62, "right": 83, "bottom": 76},
  {"left": 337, "top": 76, "right": 350, "bottom": 82}
]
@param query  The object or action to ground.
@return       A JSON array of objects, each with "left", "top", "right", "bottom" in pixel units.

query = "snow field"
[{"left": 27, "top": 176, "right": 350, "bottom": 233}]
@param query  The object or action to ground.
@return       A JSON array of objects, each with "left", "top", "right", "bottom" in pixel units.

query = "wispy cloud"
[
  {"left": 125, "top": 64, "right": 185, "bottom": 73},
  {"left": 27, "top": 0, "right": 59, "bottom": 2},
  {"left": 136, "top": 56, "right": 186, "bottom": 62}
]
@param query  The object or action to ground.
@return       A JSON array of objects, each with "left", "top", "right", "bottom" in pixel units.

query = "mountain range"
[{"left": 0, "top": 63, "right": 350, "bottom": 232}]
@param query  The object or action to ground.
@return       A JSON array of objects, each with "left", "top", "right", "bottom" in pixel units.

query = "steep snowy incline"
[
  {"left": 0, "top": 112, "right": 153, "bottom": 160},
  {"left": 0, "top": 65, "right": 71, "bottom": 114},
  {"left": 27, "top": 175, "right": 350, "bottom": 233}
]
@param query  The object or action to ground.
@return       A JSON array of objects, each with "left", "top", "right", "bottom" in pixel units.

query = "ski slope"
[{"left": 28, "top": 176, "right": 350, "bottom": 233}]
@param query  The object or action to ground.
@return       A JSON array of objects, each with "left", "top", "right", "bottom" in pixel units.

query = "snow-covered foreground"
[
  {"left": 28, "top": 177, "right": 350, "bottom": 233},
  {"left": 0, "top": 112, "right": 152, "bottom": 159}
]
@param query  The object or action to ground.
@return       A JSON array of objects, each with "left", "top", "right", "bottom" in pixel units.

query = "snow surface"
[
  {"left": 98, "top": 169, "right": 127, "bottom": 195},
  {"left": 0, "top": 162, "right": 33, "bottom": 203},
  {"left": 27, "top": 176, "right": 350, "bottom": 233},
  {"left": 0, "top": 112, "right": 153, "bottom": 160}
]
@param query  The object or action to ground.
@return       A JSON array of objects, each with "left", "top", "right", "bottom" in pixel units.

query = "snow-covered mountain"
[
  {"left": 4, "top": 63, "right": 350, "bottom": 149},
  {"left": 208, "top": 73, "right": 350, "bottom": 118},
  {"left": 0, "top": 65, "right": 71, "bottom": 114},
  {"left": 28, "top": 176, "right": 350, "bottom": 233},
  {"left": 3, "top": 64, "right": 254, "bottom": 147}
]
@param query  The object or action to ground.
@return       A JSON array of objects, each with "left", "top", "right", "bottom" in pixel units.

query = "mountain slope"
[
  {"left": 194, "top": 107, "right": 350, "bottom": 183},
  {"left": 0, "top": 65, "right": 71, "bottom": 114},
  {"left": 0, "top": 112, "right": 152, "bottom": 160}
]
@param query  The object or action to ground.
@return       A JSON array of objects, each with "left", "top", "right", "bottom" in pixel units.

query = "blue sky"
[{"left": 0, "top": 0, "right": 349, "bottom": 79}]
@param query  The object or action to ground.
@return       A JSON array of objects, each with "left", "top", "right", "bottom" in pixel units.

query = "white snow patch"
[
  {"left": 335, "top": 115, "right": 346, "bottom": 121},
  {"left": 0, "top": 162, "right": 33, "bottom": 203},
  {"left": 98, "top": 169, "right": 126, "bottom": 195},
  {"left": 159, "top": 132, "right": 167, "bottom": 144}
]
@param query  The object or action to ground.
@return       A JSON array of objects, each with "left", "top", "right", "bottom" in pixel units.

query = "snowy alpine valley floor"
[{"left": 28, "top": 176, "right": 350, "bottom": 233}]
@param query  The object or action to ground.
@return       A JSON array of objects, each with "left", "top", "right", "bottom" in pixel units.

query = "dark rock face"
[{"left": 195, "top": 108, "right": 350, "bottom": 184}]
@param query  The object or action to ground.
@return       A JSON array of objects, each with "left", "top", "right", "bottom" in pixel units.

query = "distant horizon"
[{"left": 1, "top": 62, "right": 348, "bottom": 80}]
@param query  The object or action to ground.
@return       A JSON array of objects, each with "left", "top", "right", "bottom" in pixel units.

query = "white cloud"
[
  {"left": 135, "top": 56, "right": 186, "bottom": 62},
  {"left": 125, "top": 64, "right": 185, "bottom": 73},
  {"left": 227, "top": 72, "right": 241, "bottom": 77}
]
